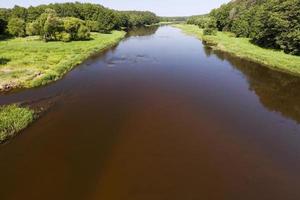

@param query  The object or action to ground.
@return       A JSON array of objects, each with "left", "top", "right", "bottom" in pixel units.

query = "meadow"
[
  {"left": 174, "top": 24, "right": 300, "bottom": 76},
  {"left": 0, "top": 31, "right": 126, "bottom": 91}
]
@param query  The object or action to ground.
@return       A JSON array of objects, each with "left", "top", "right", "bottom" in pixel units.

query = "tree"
[
  {"left": 0, "top": 2, "right": 160, "bottom": 40},
  {"left": 0, "top": 19, "right": 7, "bottom": 35},
  {"left": 26, "top": 21, "right": 39, "bottom": 36},
  {"left": 205, "top": 0, "right": 300, "bottom": 55},
  {"left": 10, "top": 6, "right": 27, "bottom": 19},
  {"left": 43, "top": 12, "right": 64, "bottom": 41},
  {"left": 77, "top": 24, "right": 90, "bottom": 40},
  {"left": 63, "top": 17, "right": 90, "bottom": 40},
  {"left": 0, "top": 9, "right": 9, "bottom": 35},
  {"left": 86, "top": 20, "right": 101, "bottom": 32},
  {"left": 7, "top": 17, "right": 26, "bottom": 37}
]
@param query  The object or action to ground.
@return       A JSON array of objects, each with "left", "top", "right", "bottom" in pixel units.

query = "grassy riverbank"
[
  {"left": 0, "top": 105, "right": 34, "bottom": 143},
  {"left": 174, "top": 24, "right": 300, "bottom": 76},
  {"left": 0, "top": 31, "right": 126, "bottom": 91}
]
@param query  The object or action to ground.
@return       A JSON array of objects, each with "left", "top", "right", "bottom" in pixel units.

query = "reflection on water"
[
  {"left": 206, "top": 47, "right": 300, "bottom": 124},
  {"left": 125, "top": 25, "right": 159, "bottom": 37}
]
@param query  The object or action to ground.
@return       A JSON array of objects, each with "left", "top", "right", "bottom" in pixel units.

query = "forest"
[
  {"left": 0, "top": 2, "right": 159, "bottom": 42},
  {"left": 187, "top": 0, "right": 300, "bottom": 55}
]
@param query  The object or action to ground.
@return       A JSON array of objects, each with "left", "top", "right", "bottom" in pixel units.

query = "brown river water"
[{"left": 1, "top": 25, "right": 300, "bottom": 200}]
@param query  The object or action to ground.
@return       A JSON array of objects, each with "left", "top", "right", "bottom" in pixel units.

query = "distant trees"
[
  {"left": 119, "top": 11, "right": 159, "bottom": 27},
  {"left": 0, "top": 2, "right": 159, "bottom": 41},
  {"left": 160, "top": 16, "right": 188, "bottom": 22},
  {"left": 187, "top": 15, "right": 210, "bottom": 28},
  {"left": 187, "top": 15, "right": 216, "bottom": 35},
  {"left": 187, "top": 0, "right": 300, "bottom": 55}
]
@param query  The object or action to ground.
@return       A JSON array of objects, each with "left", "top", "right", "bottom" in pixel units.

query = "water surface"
[{"left": 1, "top": 26, "right": 300, "bottom": 200}]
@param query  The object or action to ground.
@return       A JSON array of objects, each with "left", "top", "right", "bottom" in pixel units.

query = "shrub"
[
  {"left": 56, "top": 31, "right": 71, "bottom": 42},
  {"left": 26, "top": 21, "right": 39, "bottom": 36},
  {"left": 63, "top": 17, "right": 90, "bottom": 40},
  {"left": 7, "top": 17, "right": 26, "bottom": 37},
  {"left": 43, "top": 13, "right": 64, "bottom": 41},
  {"left": 77, "top": 25, "right": 90, "bottom": 40},
  {"left": 203, "top": 28, "right": 216, "bottom": 36},
  {"left": 86, "top": 20, "right": 101, "bottom": 32}
]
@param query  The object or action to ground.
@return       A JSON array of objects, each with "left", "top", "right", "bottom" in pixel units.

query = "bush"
[
  {"left": 77, "top": 25, "right": 90, "bottom": 40},
  {"left": 86, "top": 20, "right": 100, "bottom": 32},
  {"left": 56, "top": 31, "right": 71, "bottom": 42},
  {"left": 7, "top": 17, "right": 26, "bottom": 37},
  {"left": 43, "top": 13, "right": 64, "bottom": 41},
  {"left": 203, "top": 18, "right": 217, "bottom": 36},
  {"left": 26, "top": 21, "right": 39, "bottom": 36},
  {"left": 63, "top": 17, "right": 90, "bottom": 40},
  {"left": 203, "top": 28, "right": 216, "bottom": 36}
]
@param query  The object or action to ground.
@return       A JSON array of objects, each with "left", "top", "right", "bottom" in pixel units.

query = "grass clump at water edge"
[{"left": 0, "top": 104, "right": 35, "bottom": 143}]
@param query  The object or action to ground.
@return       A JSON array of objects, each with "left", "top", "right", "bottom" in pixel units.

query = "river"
[{"left": 1, "top": 25, "right": 300, "bottom": 200}]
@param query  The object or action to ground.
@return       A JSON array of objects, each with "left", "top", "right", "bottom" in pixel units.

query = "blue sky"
[{"left": 0, "top": 0, "right": 230, "bottom": 16}]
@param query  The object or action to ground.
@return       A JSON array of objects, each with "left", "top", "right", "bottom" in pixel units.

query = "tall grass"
[
  {"left": 174, "top": 24, "right": 300, "bottom": 76},
  {"left": 0, "top": 104, "right": 35, "bottom": 143},
  {"left": 0, "top": 31, "right": 126, "bottom": 91}
]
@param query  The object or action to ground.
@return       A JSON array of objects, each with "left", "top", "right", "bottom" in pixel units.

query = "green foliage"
[
  {"left": 25, "top": 21, "right": 39, "bottom": 36},
  {"left": 175, "top": 24, "right": 300, "bottom": 76},
  {"left": 94, "top": 9, "right": 116, "bottom": 33},
  {"left": 0, "top": 31, "right": 126, "bottom": 90},
  {"left": 160, "top": 16, "right": 187, "bottom": 22},
  {"left": 30, "top": 10, "right": 90, "bottom": 42},
  {"left": 203, "top": 28, "right": 215, "bottom": 36},
  {"left": 187, "top": 15, "right": 210, "bottom": 28},
  {"left": 119, "top": 11, "right": 159, "bottom": 28},
  {"left": 43, "top": 11, "right": 64, "bottom": 41},
  {"left": 205, "top": 0, "right": 300, "bottom": 55},
  {"left": 10, "top": 5, "right": 27, "bottom": 19},
  {"left": 86, "top": 20, "right": 101, "bottom": 32},
  {"left": 1, "top": 2, "right": 159, "bottom": 38},
  {"left": 56, "top": 31, "right": 71, "bottom": 42},
  {"left": 0, "top": 18, "right": 7, "bottom": 35},
  {"left": 63, "top": 17, "right": 90, "bottom": 40},
  {"left": 0, "top": 104, "right": 34, "bottom": 143},
  {"left": 7, "top": 17, "right": 26, "bottom": 37},
  {"left": 187, "top": 15, "right": 217, "bottom": 35},
  {"left": 0, "top": 9, "right": 9, "bottom": 35},
  {"left": 77, "top": 24, "right": 90, "bottom": 40}
]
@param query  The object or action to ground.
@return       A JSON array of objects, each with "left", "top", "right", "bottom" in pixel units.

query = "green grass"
[
  {"left": 0, "top": 31, "right": 126, "bottom": 91},
  {"left": 174, "top": 24, "right": 300, "bottom": 76},
  {"left": 0, "top": 104, "right": 35, "bottom": 143}
]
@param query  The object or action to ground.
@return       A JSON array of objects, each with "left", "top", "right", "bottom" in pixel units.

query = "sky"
[{"left": 0, "top": 0, "right": 231, "bottom": 16}]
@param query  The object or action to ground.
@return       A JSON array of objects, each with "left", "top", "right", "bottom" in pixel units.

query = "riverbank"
[
  {"left": 0, "top": 31, "right": 126, "bottom": 91},
  {"left": 174, "top": 24, "right": 300, "bottom": 76},
  {"left": 0, "top": 104, "right": 34, "bottom": 143}
]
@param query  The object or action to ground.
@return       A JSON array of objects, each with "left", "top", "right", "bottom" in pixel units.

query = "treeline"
[
  {"left": 160, "top": 16, "right": 188, "bottom": 22},
  {"left": 188, "top": 0, "right": 300, "bottom": 55},
  {"left": 0, "top": 2, "right": 159, "bottom": 41},
  {"left": 187, "top": 15, "right": 210, "bottom": 28}
]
